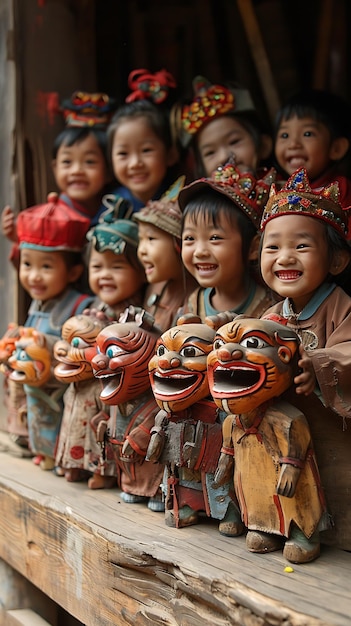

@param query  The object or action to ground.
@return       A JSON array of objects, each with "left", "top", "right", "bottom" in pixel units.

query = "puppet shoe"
[
  {"left": 120, "top": 491, "right": 148, "bottom": 504},
  {"left": 219, "top": 503, "right": 245, "bottom": 537},
  {"left": 53, "top": 466, "right": 65, "bottom": 477},
  {"left": 246, "top": 530, "right": 283, "bottom": 553},
  {"left": 33, "top": 454, "right": 45, "bottom": 466},
  {"left": 88, "top": 474, "right": 116, "bottom": 490},
  {"left": 283, "top": 528, "right": 320, "bottom": 564},
  {"left": 65, "top": 469, "right": 90, "bottom": 483},
  {"left": 165, "top": 505, "right": 199, "bottom": 528},
  {"left": 148, "top": 494, "right": 165, "bottom": 512},
  {"left": 39, "top": 456, "right": 55, "bottom": 471}
]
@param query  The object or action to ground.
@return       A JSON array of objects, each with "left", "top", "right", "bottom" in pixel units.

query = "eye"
[
  {"left": 106, "top": 345, "right": 123, "bottom": 358},
  {"left": 71, "top": 337, "right": 90, "bottom": 349},
  {"left": 240, "top": 337, "right": 269, "bottom": 349},
  {"left": 156, "top": 345, "right": 167, "bottom": 356},
  {"left": 19, "top": 350, "right": 28, "bottom": 361},
  {"left": 179, "top": 346, "right": 205, "bottom": 357},
  {"left": 214, "top": 339, "right": 225, "bottom": 350}
]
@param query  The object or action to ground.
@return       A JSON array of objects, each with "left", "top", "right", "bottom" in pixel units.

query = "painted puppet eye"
[
  {"left": 179, "top": 346, "right": 205, "bottom": 358},
  {"left": 71, "top": 337, "right": 90, "bottom": 349},
  {"left": 19, "top": 349, "right": 28, "bottom": 361},
  {"left": 240, "top": 336, "right": 269, "bottom": 349},
  {"left": 156, "top": 345, "right": 167, "bottom": 357},
  {"left": 106, "top": 345, "right": 123, "bottom": 358},
  {"left": 214, "top": 339, "right": 225, "bottom": 350}
]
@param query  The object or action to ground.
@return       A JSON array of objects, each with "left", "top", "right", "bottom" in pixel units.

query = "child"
[
  {"left": 2, "top": 91, "right": 116, "bottom": 249},
  {"left": 178, "top": 159, "right": 276, "bottom": 319},
  {"left": 134, "top": 176, "right": 198, "bottom": 331},
  {"left": 177, "top": 75, "right": 272, "bottom": 178},
  {"left": 274, "top": 89, "right": 351, "bottom": 220},
  {"left": 106, "top": 68, "right": 181, "bottom": 213},
  {"left": 10, "top": 201, "right": 93, "bottom": 470},
  {"left": 260, "top": 167, "right": 351, "bottom": 551},
  {"left": 86, "top": 198, "right": 146, "bottom": 319}
]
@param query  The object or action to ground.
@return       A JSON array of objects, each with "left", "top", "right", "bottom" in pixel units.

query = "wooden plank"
[
  {"left": 5, "top": 610, "right": 51, "bottom": 626},
  {"left": 236, "top": 0, "right": 281, "bottom": 123},
  {"left": 0, "top": 451, "right": 350, "bottom": 625}
]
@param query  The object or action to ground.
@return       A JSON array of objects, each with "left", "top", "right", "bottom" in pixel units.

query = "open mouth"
[
  {"left": 96, "top": 371, "right": 123, "bottom": 400},
  {"left": 209, "top": 362, "right": 265, "bottom": 397},
  {"left": 276, "top": 271, "right": 302, "bottom": 280},
  {"left": 152, "top": 371, "right": 201, "bottom": 398},
  {"left": 9, "top": 370, "right": 26, "bottom": 382},
  {"left": 55, "top": 362, "right": 84, "bottom": 378}
]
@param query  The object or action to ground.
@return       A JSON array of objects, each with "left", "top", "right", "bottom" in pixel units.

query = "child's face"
[
  {"left": 260, "top": 214, "right": 331, "bottom": 312},
  {"left": 275, "top": 116, "right": 334, "bottom": 180},
  {"left": 181, "top": 210, "right": 246, "bottom": 292},
  {"left": 137, "top": 222, "right": 182, "bottom": 284},
  {"left": 111, "top": 116, "right": 171, "bottom": 204},
  {"left": 197, "top": 116, "right": 259, "bottom": 176},
  {"left": 88, "top": 248, "right": 145, "bottom": 307},
  {"left": 19, "top": 249, "right": 80, "bottom": 301},
  {"left": 53, "top": 134, "right": 108, "bottom": 208}
]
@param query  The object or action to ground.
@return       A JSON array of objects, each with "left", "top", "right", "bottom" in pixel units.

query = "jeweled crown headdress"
[
  {"left": 261, "top": 168, "right": 349, "bottom": 237},
  {"left": 179, "top": 76, "right": 255, "bottom": 146},
  {"left": 61, "top": 91, "right": 117, "bottom": 128},
  {"left": 133, "top": 176, "right": 185, "bottom": 238},
  {"left": 178, "top": 157, "right": 276, "bottom": 229}
]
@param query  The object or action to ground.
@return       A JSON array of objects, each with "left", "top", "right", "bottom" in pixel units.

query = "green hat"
[{"left": 87, "top": 197, "right": 139, "bottom": 254}]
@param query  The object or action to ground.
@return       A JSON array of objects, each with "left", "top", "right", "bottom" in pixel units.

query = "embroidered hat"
[
  {"left": 133, "top": 176, "right": 185, "bottom": 238},
  {"left": 61, "top": 91, "right": 117, "bottom": 128},
  {"left": 125, "top": 68, "right": 177, "bottom": 105},
  {"left": 261, "top": 168, "right": 348, "bottom": 237},
  {"left": 178, "top": 76, "right": 255, "bottom": 147},
  {"left": 178, "top": 158, "right": 276, "bottom": 229},
  {"left": 87, "top": 197, "right": 139, "bottom": 254},
  {"left": 17, "top": 198, "right": 91, "bottom": 252}
]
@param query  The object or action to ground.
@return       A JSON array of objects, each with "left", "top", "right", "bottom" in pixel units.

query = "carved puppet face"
[
  {"left": 8, "top": 328, "right": 53, "bottom": 387},
  {"left": 207, "top": 317, "right": 299, "bottom": 414},
  {"left": 91, "top": 317, "right": 159, "bottom": 405},
  {"left": 149, "top": 320, "right": 216, "bottom": 412},
  {"left": 54, "top": 314, "right": 108, "bottom": 383},
  {"left": 0, "top": 323, "right": 21, "bottom": 375}
]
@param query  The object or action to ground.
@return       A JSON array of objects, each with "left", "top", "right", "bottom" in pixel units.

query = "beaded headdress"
[
  {"left": 261, "top": 168, "right": 349, "bottom": 237},
  {"left": 133, "top": 176, "right": 185, "bottom": 238},
  {"left": 61, "top": 91, "right": 117, "bottom": 128},
  {"left": 125, "top": 68, "right": 177, "bottom": 105},
  {"left": 17, "top": 199, "right": 90, "bottom": 252},
  {"left": 87, "top": 197, "right": 139, "bottom": 254},
  {"left": 178, "top": 158, "right": 276, "bottom": 229},
  {"left": 179, "top": 76, "right": 255, "bottom": 147}
]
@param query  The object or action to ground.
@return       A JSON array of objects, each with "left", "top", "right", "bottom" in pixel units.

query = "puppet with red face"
[
  {"left": 54, "top": 311, "right": 116, "bottom": 487},
  {"left": 208, "top": 316, "right": 328, "bottom": 564},
  {"left": 146, "top": 314, "right": 243, "bottom": 532},
  {"left": 91, "top": 307, "right": 164, "bottom": 508}
]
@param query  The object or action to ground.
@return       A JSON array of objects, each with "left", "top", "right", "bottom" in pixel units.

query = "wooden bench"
[{"left": 0, "top": 446, "right": 350, "bottom": 626}]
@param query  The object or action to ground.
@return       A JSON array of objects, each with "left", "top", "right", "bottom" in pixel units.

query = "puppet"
[
  {"left": 146, "top": 314, "right": 243, "bottom": 533},
  {"left": 0, "top": 323, "right": 28, "bottom": 450},
  {"left": 9, "top": 327, "right": 66, "bottom": 469},
  {"left": 54, "top": 310, "right": 116, "bottom": 487},
  {"left": 90, "top": 306, "right": 164, "bottom": 509},
  {"left": 208, "top": 316, "right": 329, "bottom": 563}
]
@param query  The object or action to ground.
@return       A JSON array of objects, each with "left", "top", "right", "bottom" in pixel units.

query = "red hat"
[{"left": 17, "top": 198, "right": 91, "bottom": 252}]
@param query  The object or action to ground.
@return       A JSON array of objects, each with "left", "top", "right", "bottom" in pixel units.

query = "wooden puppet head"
[
  {"left": 91, "top": 307, "right": 160, "bottom": 405},
  {"left": 149, "top": 315, "right": 216, "bottom": 412},
  {"left": 8, "top": 327, "right": 53, "bottom": 388},
  {"left": 207, "top": 317, "right": 300, "bottom": 414},
  {"left": 54, "top": 313, "right": 109, "bottom": 384}
]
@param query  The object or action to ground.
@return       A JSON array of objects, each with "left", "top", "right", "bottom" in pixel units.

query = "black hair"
[
  {"left": 181, "top": 189, "right": 257, "bottom": 263},
  {"left": 275, "top": 89, "right": 351, "bottom": 142},
  {"left": 52, "top": 126, "right": 109, "bottom": 165},
  {"left": 107, "top": 99, "right": 174, "bottom": 157}
]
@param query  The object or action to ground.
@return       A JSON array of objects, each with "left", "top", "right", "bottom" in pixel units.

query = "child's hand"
[
  {"left": 1, "top": 206, "right": 17, "bottom": 242},
  {"left": 294, "top": 344, "right": 316, "bottom": 396}
]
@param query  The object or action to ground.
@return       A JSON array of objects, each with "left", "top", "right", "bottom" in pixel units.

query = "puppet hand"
[
  {"left": 213, "top": 452, "right": 234, "bottom": 488},
  {"left": 277, "top": 463, "right": 300, "bottom": 497},
  {"left": 294, "top": 345, "right": 316, "bottom": 395},
  {"left": 146, "top": 429, "right": 164, "bottom": 462}
]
